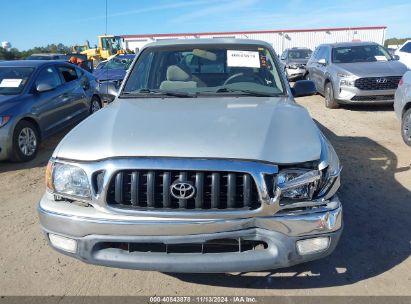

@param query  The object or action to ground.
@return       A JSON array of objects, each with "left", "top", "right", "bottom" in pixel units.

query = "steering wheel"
[{"left": 223, "top": 72, "right": 265, "bottom": 86}]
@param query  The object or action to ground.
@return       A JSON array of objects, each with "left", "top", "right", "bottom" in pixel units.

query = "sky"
[{"left": 1, "top": 0, "right": 411, "bottom": 50}]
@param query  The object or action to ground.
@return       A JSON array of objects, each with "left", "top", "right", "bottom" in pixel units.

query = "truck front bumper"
[{"left": 38, "top": 194, "right": 343, "bottom": 273}]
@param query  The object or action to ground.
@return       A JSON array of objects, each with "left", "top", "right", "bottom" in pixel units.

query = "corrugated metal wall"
[{"left": 124, "top": 28, "right": 386, "bottom": 54}]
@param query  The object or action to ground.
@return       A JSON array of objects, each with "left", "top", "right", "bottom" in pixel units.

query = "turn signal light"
[{"left": 45, "top": 161, "right": 54, "bottom": 190}]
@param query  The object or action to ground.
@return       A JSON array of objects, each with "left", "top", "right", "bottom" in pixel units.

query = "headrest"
[
  {"left": 192, "top": 49, "right": 217, "bottom": 61},
  {"left": 166, "top": 65, "right": 191, "bottom": 81}
]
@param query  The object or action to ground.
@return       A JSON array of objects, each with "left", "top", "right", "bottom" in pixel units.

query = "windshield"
[
  {"left": 0, "top": 67, "right": 34, "bottom": 95},
  {"left": 289, "top": 49, "right": 312, "bottom": 59},
  {"left": 104, "top": 56, "right": 134, "bottom": 70},
  {"left": 332, "top": 45, "right": 393, "bottom": 63},
  {"left": 122, "top": 44, "right": 285, "bottom": 97},
  {"left": 101, "top": 37, "right": 123, "bottom": 53}
]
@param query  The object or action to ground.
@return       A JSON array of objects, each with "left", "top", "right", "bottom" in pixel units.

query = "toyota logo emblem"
[
  {"left": 170, "top": 181, "right": 196, "bottom": 199},
  {"left": 376, "top": 78, "right": 388, "bottom": 84}
]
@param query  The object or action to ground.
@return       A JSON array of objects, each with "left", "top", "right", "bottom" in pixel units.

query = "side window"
[
  {"left": 35, "top": 67, "right": 61, "bottom": 89},
  {"left": 311, "top": 47, "right": 319, "bottom": 60},
  {"left": 280, "top": 50, "right": 287, "bottom": 60},
  {"left": 123, "top": 50, "right": 154, "bottom": 92},
  {"left": 400, "top": 42, "right": 411, "bottom": 53},
  {"left": 75, "top": 67, "right": 84, "bottom": 78},
  {"left": 316, "top": 47, "right": 325, "bottom": 60},
  {"left": 57, "top": 66, "right": 78, "bottom": 83},
  {"left": 323, "top": 47, "right": 330, "bottom": 63}
]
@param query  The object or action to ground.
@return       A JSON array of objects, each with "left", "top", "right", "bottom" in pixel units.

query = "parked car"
[
  {"left": 306, "top": 42, "right": 408, "bottom": 108},
  {"left": 0, "top": 60, "right": 101, "bottom": 162},
  {"left": 280, "top": 47, "right": 312, "bottom": 81},
  {"left": 26, "top": 53, "right": 69, "bottom": 61},
  {"left": 38, "top": 39, "right": 342, "bottom": 273},
  {"left": 395, "top": 40, "right": 411, "bottom": 69},
  {"left": 93, "top": 54, "right": 135, "bottom": 102},
  {"left": 394, "top": 71, "right": 411, "bottom": 146}
]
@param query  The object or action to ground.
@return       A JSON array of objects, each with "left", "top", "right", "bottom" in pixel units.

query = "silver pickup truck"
[{"left": 38, "top": 39, "right": 343, "bottom": 273}]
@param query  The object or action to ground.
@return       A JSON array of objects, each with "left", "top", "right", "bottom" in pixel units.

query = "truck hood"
[
  {"left": 54, "top": 97, "right": 322, "bottom": 164},
  {"left": 337, "top": 60, "right": 408, "bottom": 77}
]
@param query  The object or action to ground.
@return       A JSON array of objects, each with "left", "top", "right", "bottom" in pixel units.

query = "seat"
[{"left": 160, "top": 65, "right": 198, "bottom": 90}]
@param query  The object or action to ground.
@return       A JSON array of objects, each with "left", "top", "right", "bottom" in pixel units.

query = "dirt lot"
[{"left": 0, "top": 95, "right": 410, "bottom": 296}]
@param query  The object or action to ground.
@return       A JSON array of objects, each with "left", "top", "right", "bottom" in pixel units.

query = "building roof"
[
  {"left": 322, "top": 41, "right": 380, "bottom": 48},
  {"left": 121, "top": 26, "right": 387, "bottom": 39}
]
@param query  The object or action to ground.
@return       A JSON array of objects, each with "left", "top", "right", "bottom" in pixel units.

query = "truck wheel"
[
  {"left": 401, "top": 108, "right": 411, "bottom": 147},
  {"left": 324, "top": 82, "right": 339, "bottom": 109},
  {"left": 11, "top": 120, "right": 39, "bottom": 162},
  {"left": 90, "top": 96, "right": 101, "bottom": 114}
]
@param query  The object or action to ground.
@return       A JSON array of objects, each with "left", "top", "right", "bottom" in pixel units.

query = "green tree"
[
  {"left": 0, "top": 43, "right": 72, "bottom": 60},
  {"left": 384, "top": 38, "right": 411, "bottom": 47}
]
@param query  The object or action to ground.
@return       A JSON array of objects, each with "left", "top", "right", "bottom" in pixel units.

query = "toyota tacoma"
[{"left": 38, "top": 39, "right": 343, "bottom": 273}]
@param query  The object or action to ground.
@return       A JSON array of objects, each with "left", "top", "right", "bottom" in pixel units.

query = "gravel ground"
[{"left": 0, "top": 95, "right": 410, "bottom": 296}]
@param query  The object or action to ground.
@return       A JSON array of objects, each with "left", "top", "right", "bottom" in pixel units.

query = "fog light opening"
[
  {"left": 49, "top": 234, "right": 77, "bottom": 253},
  {"left": 296, "top": 237, "right": 330, "bottom": 255}
]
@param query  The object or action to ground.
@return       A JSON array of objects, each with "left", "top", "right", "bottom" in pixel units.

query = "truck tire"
[
  {"left": 11, "top": 120, "right": 39, "bottom": 162},
  {"left": 324, "top": 82, "right": 339, "bottom": 109},
  {"left": 401, "top": 108, "right": 411, "bottom": 147}
]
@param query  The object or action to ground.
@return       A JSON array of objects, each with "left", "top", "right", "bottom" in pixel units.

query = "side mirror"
[
  {"left": 98, "top": 81, "right": 118, "bottom": 103},
  {"left": 36, "top": 83, "right": 54, "bottom": 93},
  {"left": 292, "top": 80, "right": 317, "bottom": 97},
  {"left": 393, "top": 55, "right": 400, "bottom": 60},
  {"left": 318, "top": 58, "right": 327, "bottom": 65}
]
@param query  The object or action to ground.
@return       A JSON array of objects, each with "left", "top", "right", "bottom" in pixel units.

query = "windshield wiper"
[
  {"left": 215, "top": 87, "right": 277, "bottom": 97},
  {"left": 122, "top": 88, "right": 197, "bottom": 98}
]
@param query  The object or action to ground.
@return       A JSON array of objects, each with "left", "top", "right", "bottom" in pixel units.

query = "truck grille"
[
  {"left": 107, "top": 170, "right": 261, "bottom": 210},
  {"left": 354, "top": 76, "right": 401, "bottom": 90}
]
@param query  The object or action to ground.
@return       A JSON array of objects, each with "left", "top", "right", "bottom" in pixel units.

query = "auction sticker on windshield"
[
  {"left": 0, "top": 79, "right": 22, "bottom": 87},
  {"left": 227, "top": 50, "right": 260, "bottom": 68},
  {"left": 375, "top": 56, "right": 388, "bottom": 61}
]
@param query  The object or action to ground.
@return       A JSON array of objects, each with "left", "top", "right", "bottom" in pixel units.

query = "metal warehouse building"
[{"left": 122, "top": 26, "right": 386, "bottom": 54}]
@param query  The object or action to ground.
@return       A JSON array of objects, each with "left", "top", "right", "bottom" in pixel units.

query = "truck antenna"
[{"left": 105, "top": 0, "right": 108, "bottom": 36}]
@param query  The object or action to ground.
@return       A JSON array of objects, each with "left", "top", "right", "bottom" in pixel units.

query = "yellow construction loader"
[{"left": 73, "top": 35, "right": 131, "bottom": 65}]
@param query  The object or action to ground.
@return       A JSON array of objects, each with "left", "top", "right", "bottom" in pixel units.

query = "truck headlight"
[
  {"left": 274, "top": 134, "right": 341, "bottom": 202},
  {"left": 46, "top": 161, "right": 91, "bottom": 199},
  {"left": 275, "top": 169, "right": 321, "bottom": 200}
]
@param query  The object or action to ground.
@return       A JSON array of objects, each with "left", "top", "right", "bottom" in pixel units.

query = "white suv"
[{"left": 395, "top": 40, "right": 411, "bottom": 69}]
